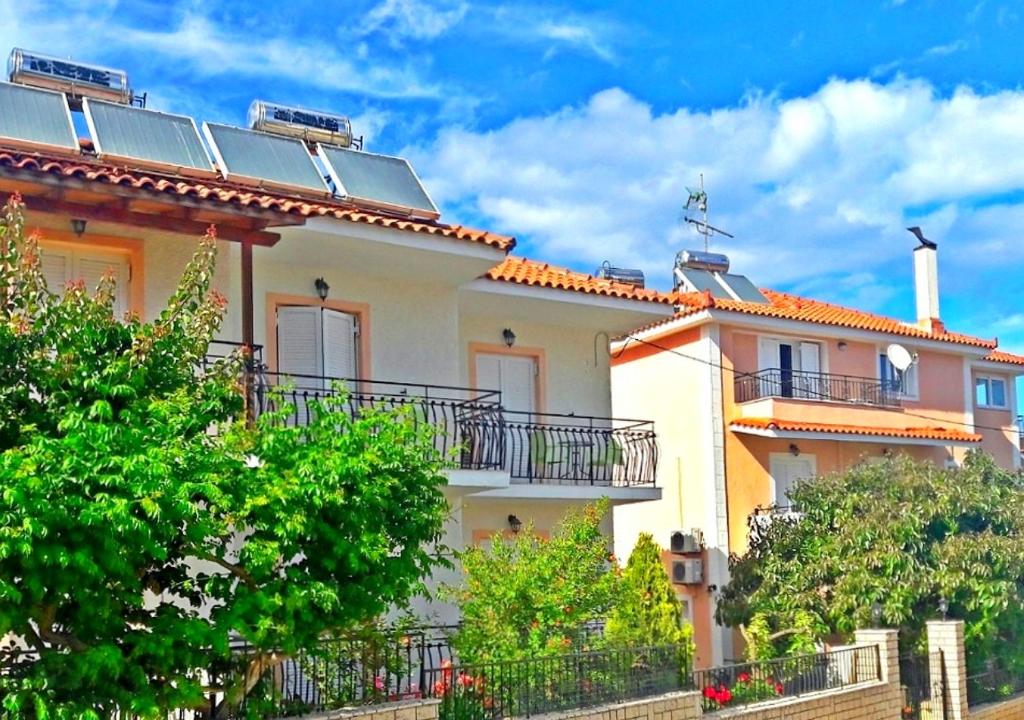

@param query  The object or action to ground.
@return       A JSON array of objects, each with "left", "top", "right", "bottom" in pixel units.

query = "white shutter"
[
  {"left": 40, "top": 249, "right": 72, "bottom": 294},
  {"left": 757, "top": 337, "right": 779, "bottom": 371},
  {"left": 321, "top": 309, "right": 358, "bottom": 380},
  {"left": 277, "top": 306, "right": 323, "bottom": 377},
  {"left": 797, "top": 342, "right": 821, "bottom": 399},
  {"left": 74, "top": 251, "right": 128, "bottom": 318},
  {"left": 475, "top": 354, "right": 502, "bottom": 395},
  {"left": 500, "top": 356, "right": 537, "bottom": 413}
]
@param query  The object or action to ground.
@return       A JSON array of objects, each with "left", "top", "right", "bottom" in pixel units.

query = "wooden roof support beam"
[{"left": 9, "top": 193, "right": 282, "bottom": 246}]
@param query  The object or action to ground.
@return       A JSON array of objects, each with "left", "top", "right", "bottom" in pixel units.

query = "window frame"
[
  {"left": 878, "top": 349, "right": 919, "bottom": 401},
  {"left": 975, "top": 375, "right": 1008, "bottom": 409}
]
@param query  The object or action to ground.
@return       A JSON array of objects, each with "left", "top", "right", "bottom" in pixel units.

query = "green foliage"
[
  {"left": 717, "top": 452, "right": 1024, "bottom": 666},
  {"left": 605, "top": 533, "right": 692, "bottom": 649},
  {"left": 446, "top": 500, "right": 618, "bottom": 664},
  {"left": 0, "top": 197, "right": 450, "bottom": 718}
]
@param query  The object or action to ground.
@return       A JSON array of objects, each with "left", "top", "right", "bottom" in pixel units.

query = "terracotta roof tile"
[
  {"left": 730, "top": 417, "right": 982, "bottom": 443},
  {"left": 485, "top": 257, "right": 675, "bottom": 304},
  {"left": 663, "top": 287, "right": 997, "bottom": 349},
  {"left": 983, "top": 350, "right": 1024, "bottom": 366},
  {"left": 0, "top": 148, "right": 515, "bottom": 251}
]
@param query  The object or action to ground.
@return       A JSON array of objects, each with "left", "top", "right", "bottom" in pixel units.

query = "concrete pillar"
[
  {"left": 927, "top": 620, "right": 969, "bottom": 720},
  {"left": 854, "top": 628, "right": 900, "bottom": 686}
]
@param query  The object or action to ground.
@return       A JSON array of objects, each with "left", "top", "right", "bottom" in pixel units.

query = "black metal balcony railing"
[
  {"left": 503, "top": 412, "right": 658, "bottom": 487},
  {"left": 734, "top": 368, "right": 901, "bottom": 407},
  {"left": 200, "top": 344, "right": 658, "bottom": 487},
  {"left": 250, "top": 371, "right": 506, "bottom": 472}
]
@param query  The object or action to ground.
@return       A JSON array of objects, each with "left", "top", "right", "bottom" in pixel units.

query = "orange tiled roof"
[
  {"left": 665, "top": 288, "right": 997, "bottom": 349},
  {"left": 0, "top": 148, "right": 516, "bottom": 251},
  {"left": 983, "top": 350, "right": 1024, "bottom": 366},
  {"left": 485, "top": 256, "right": 676, "bottom": 304},
  {"left": 730, "top": 417, "right": 982, "bottom": 443}
]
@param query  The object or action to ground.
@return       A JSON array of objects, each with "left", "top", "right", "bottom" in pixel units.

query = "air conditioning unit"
[
  {"left": 671, "top": 559, "right": 704, "bottom": 585},
  {"left": 669, "top": 530, "right": 704, "bottom": 554}
]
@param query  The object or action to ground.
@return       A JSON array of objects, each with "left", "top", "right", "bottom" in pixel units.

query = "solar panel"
[
  {"left": 0, "top": 82, "right": 77, "bottom": 152},
  {"left": 203, "top": 123, "right": 329, "bottom": 195},
  {"left": 718, "top": 273, "right": 769, "bottom": 304},
  {"left": 84, "top": 99, "right": 213, "bottom": 176},
  {"left": 676, "top": 267, "right": 729, "bottom": 298},
  {"left": 318, "top": 145, "right": 439, "bottom": 220}
]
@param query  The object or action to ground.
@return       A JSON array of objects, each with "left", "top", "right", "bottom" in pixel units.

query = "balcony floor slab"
[{"left": 472, "top": 484, "right": 661, "bottom": 504}]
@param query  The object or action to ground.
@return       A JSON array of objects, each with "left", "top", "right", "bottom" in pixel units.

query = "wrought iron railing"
[
  {"left": 423, "top": 644, "right": 691, "bottom": 719},
  {"left": 693, "top": 645, "right": 880, "bottom": 712},
  {"left": 967, "top": 657, "right": 1024, "bottom": 707},
  {"left": 248, "top": 371, "right": 505, "bottom": 471},
  {"left": 734, "top": 368, "right": 901, "bottom": 406},
  {"left": 900, "top": 651, "right": 946, "bottom": 719},
  {"left": 502, "top": 411, "right": 658, "bottom": 487}
]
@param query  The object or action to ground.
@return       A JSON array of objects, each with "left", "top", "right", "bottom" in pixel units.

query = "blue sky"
[{"left": 5, "top": 0, "right": 1024, "bottom": 352}]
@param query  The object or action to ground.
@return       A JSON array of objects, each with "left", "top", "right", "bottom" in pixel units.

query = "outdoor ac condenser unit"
[
  {"left": 669, "top": 530, "right": 704, "bottom": 554},
  {"left": 671, "top": 559, "right": 704, "bottom": 585}
]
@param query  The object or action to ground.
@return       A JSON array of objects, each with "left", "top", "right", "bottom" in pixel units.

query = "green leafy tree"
[
  {"left": 446, "top": 500, "right": 618, "bottom": 664},
  {"left": 717, "top": 453, "right": 1024, "bottom": 667},
  {"left": 606, "top": 533, "right": 693, "bottom": 650},
  {"left": 0, "top": 196, "right": 450, "bottom": 719}
]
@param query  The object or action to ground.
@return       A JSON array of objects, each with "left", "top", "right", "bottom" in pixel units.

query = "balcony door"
[
  {"left": 476, "top": 353, "right": 538, "bottom": 478},
  {"left": 40, "top": 245, "right": 130, "bottom": 318},
  {"left": 768, "top": 453, "right": 816, "bottom": 510},
  {"left": 475, "top": 353, "right": 537, "bottom": 413},
  {"left": 276, "top": 306, "right": 359, "bottom": 422},
  {"left": 757, "top": 338, "right": 821, "bottom": 399}
]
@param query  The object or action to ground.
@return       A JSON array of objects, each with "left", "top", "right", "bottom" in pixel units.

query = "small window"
[
  {"left": 976, "top": 376, "right": 1008, "bottom": 408},
  {"left": 879, "top": 353, "right": 919, "bottom": 398}
]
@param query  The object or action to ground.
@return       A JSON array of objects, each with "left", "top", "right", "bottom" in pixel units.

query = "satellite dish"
[{"left": 886, "top": 343, "right": 914, "bottom": 372}]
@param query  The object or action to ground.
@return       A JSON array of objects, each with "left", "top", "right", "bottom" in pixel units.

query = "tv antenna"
[{"left": 683, "top": 174, "right": 733, "bottom": 252}]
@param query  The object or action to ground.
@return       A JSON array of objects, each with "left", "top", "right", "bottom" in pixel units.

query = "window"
[
  {"left": 757, "top": 337, "right": 822, "bottom": 399},
  {"left": 879, "top": 353, "right": 918, "bottom": 399},
  {"left": 976, "top": 376, "right": 1007, "bottom": 408}
]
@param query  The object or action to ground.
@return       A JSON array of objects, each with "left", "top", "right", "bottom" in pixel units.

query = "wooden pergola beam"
[{"left": 10, "top": 193, "right": 283, "bottom": 246}]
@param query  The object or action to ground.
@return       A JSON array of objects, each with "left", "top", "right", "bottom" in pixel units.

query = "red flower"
[
  {"left": 456, "top": 673, "right": 474, "bottom": 688},
  {"left": 702, "top": 686, "right": 717, "bottom": 700},
  {"left": 433, "top": 680, "right": 447, "bottom": 695},
  {"left": 737, "top": 672, "right": 751, "bottom": 683},
  {"left": 716, "top": 688, "right": 733, "bottom": 704},
  {"left": 775, "top": 682, "right": 784, "bottom": 695}
]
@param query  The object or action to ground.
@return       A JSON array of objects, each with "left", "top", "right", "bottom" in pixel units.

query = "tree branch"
[{"left": 194, "top": 551, "right": 258, "bottom": 591}]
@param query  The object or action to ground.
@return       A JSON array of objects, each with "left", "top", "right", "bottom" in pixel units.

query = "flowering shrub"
[
  {"left": 700, "top": 672, "right": 784, "bottom": 710},
  {"left": 434, "top": 661, "right": 491, "bottom": 720}
]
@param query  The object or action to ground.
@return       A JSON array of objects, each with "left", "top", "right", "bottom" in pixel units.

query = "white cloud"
[
  {"left": 486, "top": 6, "right": 622, "bottom": 63},
  {"left": 0, "top": 4, "right": 442, "bottom": 101},
  {"left": 408, "top": 78, "right": 1024, "bottom": 316},
  {"left": 359, "top": 0, "right": 469, "bottom": 45}
]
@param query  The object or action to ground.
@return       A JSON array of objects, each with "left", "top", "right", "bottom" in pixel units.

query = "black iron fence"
[
  {"left": 693, "top": 645, "right": 880, "bottom": 712},
  {"left": 899, "top": 652, "right": 947, "bottom": 720},
  {"left": 423, "top": 645, "right": 690, "bottom": 720},
  {"left": 967, "top": 656, "right": 1024, "bottom": 707},
  {"left": 248, "top": 371, "right": 506, "bottom": 472},
  {"left": 503, "top": 412, "right": 658, "bottom": 487},
  {"left": 734, "top": 368, "right": 901, "bottom": 406}
]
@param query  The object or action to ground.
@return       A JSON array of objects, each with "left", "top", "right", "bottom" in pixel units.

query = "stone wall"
[
  {"left": 707, "top": 680, "right": 902, "bottom": 719},
  {"left": 971, "top": 694, "right": 1024, "bottom": 720},
  {"left": 301, "top": 698, "right": 440, "bottom": 720},
  {"left": 531, "top": 691, "right": 703, "bottom": 720}
]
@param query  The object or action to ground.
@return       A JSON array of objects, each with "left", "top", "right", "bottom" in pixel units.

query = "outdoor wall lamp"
[
  {"left": 70, "top": 218, "right": 87, "bottom": 237},
  {"left": 507, "top": 514, "right": 522, "bottom": 534},
  {"left": 502, "top": 328, "right": 516, "bottom": 348},
  {"left": 789, "top": 443, "right": 800, "bottom": 457},
  {"left": 871, "top": 602, "right": 883, "bottom": 627},
  {"left": 837, "top": 341, "right": 848, "bottom": 351},
  {"left": 314, "top": 277, "right": 330, "bottom": 301},
  {"left": 938, "top": 597, "right": 949, "bottom": 620}
]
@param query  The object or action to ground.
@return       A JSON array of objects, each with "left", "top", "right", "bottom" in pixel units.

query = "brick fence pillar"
[
  {"left": 853, "top": 628, "right": 900, "bottom": 685},
  {"left": 927, "top": 620, "right": 969, "bottom": 720}
]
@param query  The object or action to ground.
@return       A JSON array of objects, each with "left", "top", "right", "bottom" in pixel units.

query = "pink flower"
[
  {"left": 374, "top": 676, "right": 385, "bottom": 691},
  {"left": 775, "top": 682, "right": 784, "bottom": 695},
  {"left": 737, "top": 672, "right": 751, "bottom": 683}
]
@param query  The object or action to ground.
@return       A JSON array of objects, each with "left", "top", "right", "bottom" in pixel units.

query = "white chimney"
[{"left": 914, "top": 244, "right": 940, "bottom": 330}]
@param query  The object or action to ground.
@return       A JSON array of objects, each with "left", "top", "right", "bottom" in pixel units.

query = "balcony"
[
  {"left": 734, "top": 368, "right": 901, "bottom": 407},
  {"left": 503, "top": 412, "right": 658, "bottom": 487},
  {"left": 202, "top": 343, "right": 658, "bottom": 490}
]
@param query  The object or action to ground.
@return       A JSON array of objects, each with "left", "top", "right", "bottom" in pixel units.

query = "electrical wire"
[{"left": 613, "top": 333, "right": 1019, "bottom": 436}]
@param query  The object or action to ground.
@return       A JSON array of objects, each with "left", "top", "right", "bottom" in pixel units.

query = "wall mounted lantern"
[
  {"left": 70, "top": 218, "right": 87, "bottom": 237},
  {"left": 789, "top": 443, "right": 800, "bottom": 457},
  {"left": 314, "top": 277, "right": 330, "bottom": 301},
  {"left": 507, "top": 514, "right": 522, "bottom": 534},
  {"left": 502, "top": 328, "right": 516, "bottom": 348}
]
